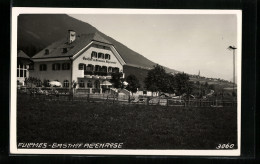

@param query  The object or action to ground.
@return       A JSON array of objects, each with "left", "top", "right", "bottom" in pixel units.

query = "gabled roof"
[
  {"left": 32, "top": 32, "right": 112, "bottom": 59},
  {"left": 17, "top": 50, "right": 30, "bottom": 59},
  {"left": 17, "top": 50, "right": 32, "bottom": 65}
]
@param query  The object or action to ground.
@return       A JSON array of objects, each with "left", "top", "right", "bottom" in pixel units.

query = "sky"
[{"left": 70, "top": 14, "right": 238, "bottom": 81}]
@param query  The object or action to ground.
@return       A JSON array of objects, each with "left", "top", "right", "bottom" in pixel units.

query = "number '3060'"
[{"left": 216, "top": 143, "right": 234, "bottom": 149}]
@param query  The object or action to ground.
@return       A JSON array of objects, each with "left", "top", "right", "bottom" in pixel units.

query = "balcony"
[{"left": 84, "top": 71, "right": 124, "bottom": 79}]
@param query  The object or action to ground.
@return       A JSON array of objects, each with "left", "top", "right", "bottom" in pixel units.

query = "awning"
[
  {"left": 100, "top": 80, "right": 112, "bottom": 86},
  {"left": 122, "top": 81, "right": 128, "bottom": 86},
  {"left": 49, "top": 81, "right": 62, "bottom": 87}
]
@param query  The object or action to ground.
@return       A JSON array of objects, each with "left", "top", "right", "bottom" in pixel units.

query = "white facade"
[
  {"left": 30, "top": 40, "right": 125, "bottom": 91},
  {"left": 29, "top": 59, "right": 71, "bottom": 86}
]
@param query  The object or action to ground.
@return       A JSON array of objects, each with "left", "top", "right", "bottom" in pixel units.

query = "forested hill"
[{"left": 18, "top": 14, "right": 178, "bottom": 73}]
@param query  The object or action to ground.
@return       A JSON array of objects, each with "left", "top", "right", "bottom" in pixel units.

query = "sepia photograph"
[{"left": 10, "top": 8, "right": 241, "bottom": 155}]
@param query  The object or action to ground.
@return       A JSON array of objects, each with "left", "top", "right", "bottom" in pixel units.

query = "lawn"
[{"left": 17, "top": 94, "right": 237, "bottom": 149}]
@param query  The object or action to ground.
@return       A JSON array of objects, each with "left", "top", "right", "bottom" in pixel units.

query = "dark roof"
[
  {"left": 17, "top": 50, "right": 30, "bottom": 59},
  {"left": 18, "top": 58, "right": 32, "bottom": 65},
  {"left": 32, "top": 32, "right": 112, "bottom": 59}
]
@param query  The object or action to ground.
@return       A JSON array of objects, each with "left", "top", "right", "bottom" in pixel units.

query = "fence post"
[
  {"left": 128, "top": 95, "right": 130, "bottom": 104},
  {"left": 113, "top": 94, "right": 115, "bottom": 104}
]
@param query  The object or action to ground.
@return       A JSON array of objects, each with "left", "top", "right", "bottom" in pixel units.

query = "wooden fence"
[
  {"left": 17, "top": 87, "right": 237, "bottom": 107},
  {"left": 146, "top": 98, "right": 237, "bottom": 107}
]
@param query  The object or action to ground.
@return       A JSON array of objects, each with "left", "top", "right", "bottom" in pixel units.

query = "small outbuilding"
[{"left": 17, "top": 50, "right": 32, "bottom": 86}]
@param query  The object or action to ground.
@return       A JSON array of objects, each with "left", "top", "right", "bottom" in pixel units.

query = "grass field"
[{"left": 17, "top": 94, "right": 237, "bottom": 149}]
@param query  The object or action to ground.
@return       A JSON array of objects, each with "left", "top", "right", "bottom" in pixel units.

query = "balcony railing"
[
  {"left": 84, "top": 71, "right": 124, "bottom": 78},
  {"left": 84, "top": 71, "right": 108, "bottom": 76}
]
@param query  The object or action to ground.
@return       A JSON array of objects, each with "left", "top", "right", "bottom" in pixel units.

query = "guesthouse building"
[{"left": 30, "top": 30, "right": 126, "bottom": 93}]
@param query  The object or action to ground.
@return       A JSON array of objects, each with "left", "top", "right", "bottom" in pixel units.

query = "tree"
[
  {"left": 208, "top": 84, "right": 215, "bottom": 90},
  {"left": 43, "top": 79, "right": 50, "bottom": 87},
  {"left": 174, "top": 73, "right": 192, "bottom": 96},
  {"left": 144, "top": 64, "right": 168, "bottom": 94},
  {"left": 110, "top": 72, "right": 123, "bottom": 88},
  {"left": 25, "top": 77, "right": 42, "bottom": 87},
  {"left": 126, "top": 74, "right": 140, "bottom": 95},
  {"left": 186, "top": 81, "right": 194, "bottom": 100},
  {"left": 204, "top": 82, "right": 209, "bottom": 88},
  {"left": 163, "top": 73, "right": 176, "bottom": 93}
]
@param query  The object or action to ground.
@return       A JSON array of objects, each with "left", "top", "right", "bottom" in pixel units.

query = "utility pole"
[{"left": 228, "top": 46, "right": 237, "bottom": 97}]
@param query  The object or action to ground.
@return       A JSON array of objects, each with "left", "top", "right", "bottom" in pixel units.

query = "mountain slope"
[{"left": 17, "top": 14, "right": 178, "bottom": 73}]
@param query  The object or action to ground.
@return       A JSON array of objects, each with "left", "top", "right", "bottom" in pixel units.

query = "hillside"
[{"left": 17, "top": 14, "right": 178, "bottom": 73}]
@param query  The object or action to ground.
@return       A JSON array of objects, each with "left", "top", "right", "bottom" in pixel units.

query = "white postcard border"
[{"left": 10, "top": 7, "right": 242, "bottom": 156}]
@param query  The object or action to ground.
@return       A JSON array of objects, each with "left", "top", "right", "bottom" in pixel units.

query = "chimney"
[{"left": 68, "top": 30, "right": 76, "bottom": 43}]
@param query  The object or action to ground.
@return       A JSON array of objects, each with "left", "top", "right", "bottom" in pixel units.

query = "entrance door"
[{"left": 94, "top": 80, "right": 100, "bottom": 89}]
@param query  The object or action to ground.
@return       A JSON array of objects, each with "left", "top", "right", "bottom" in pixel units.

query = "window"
[
  {"left": 39, "top": 64, "right": 47, "bottom": 71},
  {"left": 113, "top": 67, "right": 119, "bottom": 73},
  {"left": 105, "top": 54, "right": 110, "bottom": 60},
  {"left": 86, "top": 64, "right": 93, "bottom": 71},
  {"left": 20, "top": 69, "right": 23, "bottom": 77},
  {"left": 101, "top": 66, "right": 107, "bottom": 72},
  {"left": 108, "top": 67, "right": 113, "bottom": 73},
  {"left": 52, "top": 63, "right": 61, "bottom": 70},
  {"left": 63, "top": 80, "right": 69, "bottom": 88},
  {"left": 87, "top": 80, "right": 92, "bottom": 88},
  {"left": 95, "top": 65, "right": 101, "bottom": 72},
  {"left": 79, "top": 80, "right": 85, "bottom": 88},
  {"left": 98, "top": 53, "right": 104, "bottom": 59},
  {"left": 62, "top": 63, "right": 70, "bottom": 70},
  {"left": 45, "top": 49, "right": 49, "bottom": 55},
  {"left": 78, "top": 63, "right": 85, "bottom": 70},
  {"left": 62, "top": 48, "right": 67, "bottom": 53},
  {"left": 17, "top": 64, "right": 28, "bottom": 77},
  {"left": 91, "top": 51, "right": 97, "bottom": 58}
]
